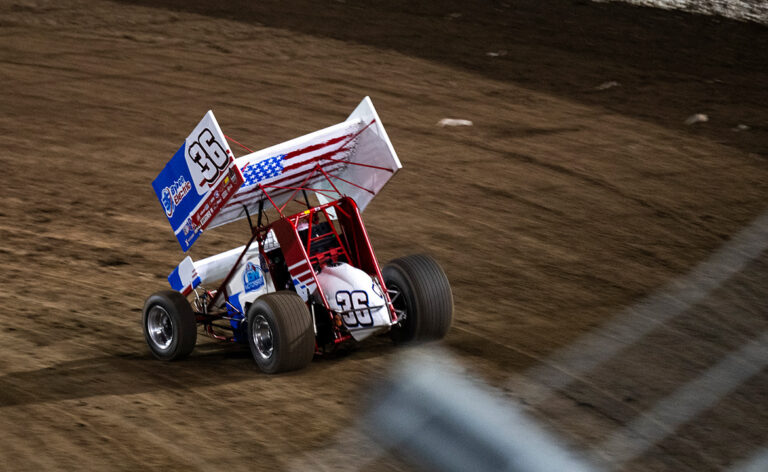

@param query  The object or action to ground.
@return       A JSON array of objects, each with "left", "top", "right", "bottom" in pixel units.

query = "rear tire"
[
  {"left": 246, "top": 292, "right": 315, "bottom": 374},
  {"left": 383, "top": 254, "right": 453, "bottom": 344},
  {"left": 142, "top": 290, "right": 197, "bottom": 360}
]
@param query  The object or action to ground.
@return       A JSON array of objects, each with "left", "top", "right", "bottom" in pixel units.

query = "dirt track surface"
[{"left": 1, "top": 1, "right": 766, "bottom": 470}]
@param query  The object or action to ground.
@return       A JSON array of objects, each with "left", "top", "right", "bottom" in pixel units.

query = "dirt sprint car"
[{"left": 143, "top": 97, "right": 453, "bottom": 373}]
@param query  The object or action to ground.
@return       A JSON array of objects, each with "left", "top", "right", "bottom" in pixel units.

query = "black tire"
[
  {"left": 383, "top": 254, "right": 453, "bottom": 344},
  {"left": 142, "top": 290, "right": 197, "bottom": 361},
  {"left": 246, "top": 292, "right": 315, "bottom": 374}
]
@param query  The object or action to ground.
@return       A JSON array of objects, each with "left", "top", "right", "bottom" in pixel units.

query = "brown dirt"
[{"left": 0, "top": 1, "right": 766, "bottom": 470}]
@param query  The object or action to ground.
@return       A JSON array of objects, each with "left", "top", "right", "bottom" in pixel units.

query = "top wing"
[
  {"left": 207, "top": 96, "right": 401, "bottom": 229},
  {"left": 153, "top": 98, "right": 400, "bottom": 252}
]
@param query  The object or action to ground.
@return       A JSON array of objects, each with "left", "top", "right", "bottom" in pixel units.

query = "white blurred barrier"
[
  {"left": 731, "top": 448, "right": 768, "bottom": 472},
  {"left": 363, "top": 350, "right": 600, "bottom": 472}
]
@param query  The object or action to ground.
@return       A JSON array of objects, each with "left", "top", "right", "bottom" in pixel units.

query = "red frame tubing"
[
  {"left": 225, "top": 135, "right": 254, "bottom": 154},
  {"left": 335, "top": 197, "right": 396, "bottom": 322},
  {"left": 270, "top": 217, "right": 334, "bottom": 323}
]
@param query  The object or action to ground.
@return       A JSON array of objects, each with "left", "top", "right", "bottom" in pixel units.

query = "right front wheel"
[{"left": 383, "top": 254, "right": 453, "bottom": 344}]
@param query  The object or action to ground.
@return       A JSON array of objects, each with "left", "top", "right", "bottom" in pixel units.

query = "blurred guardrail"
[{"left": 363, "top": 350, "right": 600, "bottom": 472}]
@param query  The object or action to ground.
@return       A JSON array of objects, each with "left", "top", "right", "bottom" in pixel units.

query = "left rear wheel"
[{"left": 143, "top": 290, "right": 197, "bottom": 361}]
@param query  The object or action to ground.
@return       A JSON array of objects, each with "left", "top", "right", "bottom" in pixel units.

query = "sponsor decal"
[
  {"left": 161, "top": 175, "right": 192, "bottom": 217},
  {"left": 182, "top": 216, "right": 198, "bottom": 236},
  {"left": 161, "top": 187, "right": 174, "bottom": 217},
  {"left": 243, "top": 261, "right": 265, "bottom": 292},
  {"left": 187, "top": 167, "right": 243, "bottom": 234}
]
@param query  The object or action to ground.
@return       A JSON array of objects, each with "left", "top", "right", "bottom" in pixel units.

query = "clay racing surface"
[{"left": 1, "top": 1, "right": 766, "bottom": 470}]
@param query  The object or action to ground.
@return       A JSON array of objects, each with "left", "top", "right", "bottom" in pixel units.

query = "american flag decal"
[{"left": 242, "top": 155, "right": 284, "bottom": 186}]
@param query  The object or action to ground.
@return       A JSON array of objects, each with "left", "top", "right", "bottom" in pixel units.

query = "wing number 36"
[{"left": 188, "top": 128, "right": 230, "bottom": 186}]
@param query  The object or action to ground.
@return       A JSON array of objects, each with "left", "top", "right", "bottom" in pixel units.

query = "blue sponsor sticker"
[
  {"left": 243, "top": 261, "right": 265, "bottom": 292},
  {"left": 161, "top": 187, "right": 174, "bottom": 217}
]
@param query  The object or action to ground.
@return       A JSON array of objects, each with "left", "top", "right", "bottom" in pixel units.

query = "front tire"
[
  {"left": 142, "top": 290, "right": 197, "bottom": 360},
  {"left": 383, "top": 254, "right": 453, "bottom": 344},
  {"left": 246, "top": 292, "right": 315, "bottom": 374}
]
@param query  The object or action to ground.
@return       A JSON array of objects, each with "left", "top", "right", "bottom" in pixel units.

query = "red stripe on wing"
[{"left": 282, "top": 134, "right": 352, "bottom": 161}]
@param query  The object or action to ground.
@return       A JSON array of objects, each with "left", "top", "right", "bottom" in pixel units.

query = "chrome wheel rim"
[
  {"left": 252, "top": 314, "right": 274, "bottom": 359},
  {"left": 147, "top": 305, "right": 174, "bottom": 350}
]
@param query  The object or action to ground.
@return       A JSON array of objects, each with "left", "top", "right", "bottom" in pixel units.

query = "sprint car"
[{"left": 143, "top": 97, "right": 453, "bottom": 373}]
